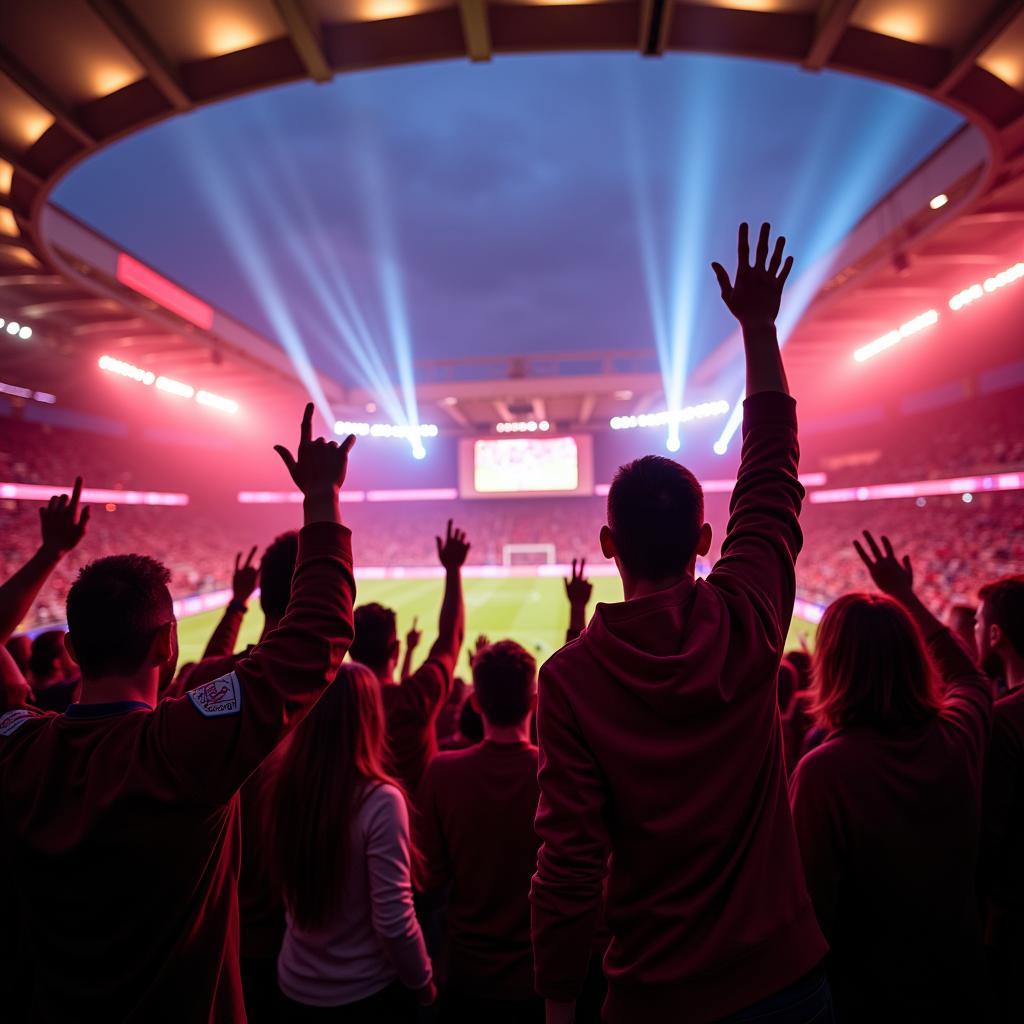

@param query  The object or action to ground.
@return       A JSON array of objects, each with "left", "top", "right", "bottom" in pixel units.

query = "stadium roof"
[{"left": 0, "top": 1, "right": 1023, "bottom": 432}]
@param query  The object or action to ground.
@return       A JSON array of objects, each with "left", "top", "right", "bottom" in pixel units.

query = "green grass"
[{"left": 177, "top": 576, "right": 817, "bottom": 670}]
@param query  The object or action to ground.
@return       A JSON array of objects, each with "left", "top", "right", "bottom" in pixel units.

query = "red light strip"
[
  {"left": 116, "top": 253, "right": 213, "bottom": 330},
  {"left": 809, "top": 472, "right": 1022, "bottom": 504},
  {"left": 594, "top": 473, "right": 827, "bottom": 497},
  {"left": 237, "top": 488, "right": 461, "bottom": 504},
  {"left": 0, "top": 482, "right": 189, "bottom": 506}
]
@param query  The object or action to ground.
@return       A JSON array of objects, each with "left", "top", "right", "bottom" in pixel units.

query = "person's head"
[
  {"left": 5, "top": 635, "right": 31, "bottom": 675},
  {"left": 270, "top": 661, "right": 401, "bottom": 929},
  {"left": 259, "top": 531, "right": 299, "bottom": 623},
  {"left": 65, "top": 555, "right": 177, "bottom": 692},
  {"left": 602, "top": 456, "right": 712, "bottom": 589},
  {"left": 949, "top": 604, "right": 977, "bottom": 655},
  {"left": 351, "top": 603, "right": 399, "bottom": 678},
  {"left": 976, "top": 576, "right": 1024, "bottom": 680},
  {"left": 29, "top": 630, "right": 70, "bottom": 684},
  {"left": 812, "top": 592, "right": 941, "bottom": 732},
  {"left": 470, "top": 640, "right": 537, "bottom": 730},
  {"left": 457, "top": 696, "right": 484, "bottom": 744}
]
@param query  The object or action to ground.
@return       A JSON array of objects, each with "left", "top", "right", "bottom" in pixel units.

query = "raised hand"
[
  {"left": 468, "top": 633, "right": 489, "bottom": 670},
  {"left": 853, "top": 530, "right": 914, "bottom": 600},
  {"left": 39, "top": 476, "right": 90, "bottom": 558},
  {"left": 274, "top": 403, "right": 356, "bottom": 498},
  {"left": 712, "top": 222, "right": 793, "bottom": 328},
  {"left": 564, "top": 558, "right": 593, "bottom": 610},
  {"left": 436, "top": 520, "right": 470, "bottom": 572},
  {"left": 232, "top": 547, "right": 259, "bottom": 604},
  {"left": 406, "top": 616, "right": 422, "bottom": 652}
]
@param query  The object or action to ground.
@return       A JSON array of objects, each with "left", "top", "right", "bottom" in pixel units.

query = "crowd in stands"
[{"left": 1, "top": 225, "right": 1023, "bottom": 1024}]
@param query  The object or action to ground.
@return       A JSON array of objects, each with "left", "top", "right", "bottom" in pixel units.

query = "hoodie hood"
[{"left": 582, "top": 576, "right": 743, "bottom": 717}]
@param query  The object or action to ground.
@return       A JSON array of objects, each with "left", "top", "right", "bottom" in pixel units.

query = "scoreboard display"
[{"left": 459, "top": 434, "right": 594, "bottom": 498}]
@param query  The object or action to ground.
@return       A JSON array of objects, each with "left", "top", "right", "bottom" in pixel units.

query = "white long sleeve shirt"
[{"left": 277, "top": 782, "right": 432, "bottom": 1007}]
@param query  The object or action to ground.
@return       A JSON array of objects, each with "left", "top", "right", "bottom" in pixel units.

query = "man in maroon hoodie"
[
  {"left": 531, "top": 224, "right": 829, "bottom": 1024},
  {"left": 0, "top": 405, "right": 358, "bottom": 1022}
]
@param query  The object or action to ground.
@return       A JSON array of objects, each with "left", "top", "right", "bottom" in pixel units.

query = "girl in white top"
[{"left": 271, "top": 661, "right": 434, "bottom": 1020}]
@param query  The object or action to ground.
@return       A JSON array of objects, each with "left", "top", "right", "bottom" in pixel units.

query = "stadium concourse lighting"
[
  {"left": 610, "top": 400, "right": 730, "bottom": 432},
  {"left": 0, "top": 380, "right": 55, "bottom": 404},
  {"left": 852, "top": 309, "right": 939, "bottom": 363},
  {"left": 0, "top": 316, "right": 32, "bottom": 339},
  {"left": 949, "top": 261, "right": 1024, "bottom": 311},
  {"left": 97, "top": 355, "right": 239, "bottom": 414},
  {"left": 495, "top": 420, "right": 550, "bottom": 433},
  {"left": 334, "top": 420, "right": 439, "bottom": 442}
]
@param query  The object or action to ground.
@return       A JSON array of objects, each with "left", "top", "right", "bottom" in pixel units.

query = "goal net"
[{"left": 502, "top": 543, "right": 556, "bottom": 567}]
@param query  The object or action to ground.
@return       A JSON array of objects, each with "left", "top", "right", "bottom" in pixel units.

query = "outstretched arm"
[
  {"left": 429, "top": 520, "right": 470, "bottom": 675},
  {"left": 708, "top": 225, "right": 803, "bottom": 654},
  {"left": 854, "top": 530, "right": 991, "bottom": 761},
  {"left": 564, "top": 558, "right": 593, "bottom": 644},
  {"left": 0, "top": 477, "right": 90, "bottom": 643},
  {"left": 400, "top": 617, "right": 421, "bottom": 681},
  {"left": 200, "top": 546, "right": 260, "bottom": 661},
  {"left": 157, "top": 404, "right": 359, "bottom": 802}
]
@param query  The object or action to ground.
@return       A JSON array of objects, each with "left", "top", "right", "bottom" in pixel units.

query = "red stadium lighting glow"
[
  {"left": 237, "top": 487, "right": 459, "bottom": 504},
  {"left": 949, "top": 261, "right": 1024, "bottom": 311},
  {"left": 809, "top": 472, "right": 1022, "bottom": 505},
  {"left": 0, "top": 482, "right": 189, "bottom": 506},
  {"left": 98, "top": 355, "right": 239, "bottom": 414},
  {"left": 116, "top": 252, "right": 214, "bottom": 330},
  {"left": 155, "top": 376, "right": 195, "bottom": 398},
  {"left": 195, "top": 390, "right": 238, "bottom": 414},
  {"left": 366, "top": 488, "right": 459, "bottom": 502},
  {"left": 852, "top": 309, "right": 938, "bottom": 363}
]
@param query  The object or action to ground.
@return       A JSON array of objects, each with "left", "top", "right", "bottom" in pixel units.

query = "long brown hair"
[
  {"left": 812, "top": 592, "right": 942, "bottom": 733},
  {"left": 269, "top": 661, "right": 406, "bottom": 929}
]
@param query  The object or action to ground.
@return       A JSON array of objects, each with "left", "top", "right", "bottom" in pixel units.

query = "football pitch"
[{"left": 177, "top": 576, "right": 817, "bottom": 670}]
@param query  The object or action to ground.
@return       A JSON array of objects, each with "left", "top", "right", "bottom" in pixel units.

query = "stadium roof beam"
[
  {"left": 493, "top": 399, "right": 514, "bottom": 422},
  {"left": 437, "top": 399, "right": 471, "bottom": 428},
  {"left": 86, "top": 0, "right": 190, "bottom": 111},
  {"left": 0, "top": 49, "right": 93, "bottom": 147},
  {"left": 638, "top": 0, "right": 674, "bottom": 57},
  {"left": 457, "top": 0, "right": 492, "bottom": 63},
  {"left": 532, "top": 398, "right": 547, "bottom": 423},
  {"left": 803, "top": 0, "right": 859, "bottom": 71},
  {"left": 936, "top": 0, "right": 1024, "bottom": 97},
  {"left": 0, "top": 142, "right": 39, "bottom": 185},
  {"left": 272, "top": 0, "right": 333, "bottom": 83}
]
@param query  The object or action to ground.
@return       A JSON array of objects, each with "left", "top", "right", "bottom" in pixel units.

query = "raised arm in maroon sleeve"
[{"left": 0, "top": 477, "right": 90, "bottom": 643}]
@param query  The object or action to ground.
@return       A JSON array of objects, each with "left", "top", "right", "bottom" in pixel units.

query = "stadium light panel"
[
  {"left": 929, "top": 194, "right": 948, "bottom": 210},
  {"left": 852, "top": 309, "right": 938, "bottom": 363},
  {"left": 98, "top": 355, "right": 239, "bottom": 413},
  {"left": 610, "top": 399, "right": 729, "bottom": 432},
  {"left": 496, "top": 420, "right": 550, "bottom": 434},
  {"left": 333, "top": 420, "right": 438, "bottom": 441},
  {"left": 949, "top": 261, "right": 1024, "bottom": 311},
  {"left": 6, "top": 321, "right": 20, "bottom": 335},
  {"left": 18, "top": 325, "right": 31, "bottom": 339}
]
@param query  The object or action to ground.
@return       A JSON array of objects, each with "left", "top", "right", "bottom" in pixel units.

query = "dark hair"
[
  {"left": 5, "top": 635, "right": 31, "bottom": 675},
  {"left": 472, "top": 640, "right": 537, "bottom": 726},
  {"left": 979, "top": 576, "right": 1024, "bottom": 656},
  {"left": 66, "top": 555, "right": 173, "bottom": 677},
  {"left": 29, "top": 630, "right": 65, "bottom": 681},
  {"left": 269, "top": 662, "right": 408, "bottom": 929},
  {"left": 458, "top": 697, "right": 484, "bottom": 744},
  {"left": 607, "top": 455, "right": 704, "bottom": 579},
  {"left": 260, "top": 532, "right": 299, "bottom": 620},
  {"left": 351, "top": 603, "right": 398, "bottom": 669},
  {"left": 812, "top": 592, "right": 941, "bottom": 732}
]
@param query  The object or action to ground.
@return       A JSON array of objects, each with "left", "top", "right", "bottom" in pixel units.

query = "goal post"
[{"left": 502, "top": 543, "right": 556, "bottom": 567}]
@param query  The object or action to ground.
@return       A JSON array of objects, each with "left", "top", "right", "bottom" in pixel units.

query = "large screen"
[{"left": 459, "top": 435, "right": 594, "bottom": 498}]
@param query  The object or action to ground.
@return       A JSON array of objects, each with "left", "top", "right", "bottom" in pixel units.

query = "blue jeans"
[{"left": 717, "top": 970, "right": 834, "bottom": 1024}]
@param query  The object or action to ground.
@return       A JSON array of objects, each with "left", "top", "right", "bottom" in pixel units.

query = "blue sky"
[{"left": 55, "top": 52, "right": 959, "bottom": 400}]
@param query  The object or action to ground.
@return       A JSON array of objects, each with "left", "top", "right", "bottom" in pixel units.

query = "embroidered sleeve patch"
[
  {"left": 0, "top": 709, "right": 35, "bottom": 736},
  {"left": 187, "top": 672, "right": 242, "bottom": 718}
]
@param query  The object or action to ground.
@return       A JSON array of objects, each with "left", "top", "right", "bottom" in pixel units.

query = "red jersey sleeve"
[
  {"left": 531, "top": 659, "right": 608, "bottom": 1001},
  {"left": 147, "top": 521, "right": 355, "bottom": 804},
  {"left": 708, "top": 392, "right": 804, "bottom": 661}
]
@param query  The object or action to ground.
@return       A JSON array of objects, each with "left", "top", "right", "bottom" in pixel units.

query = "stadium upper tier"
[{"left": 0, "top": 1, "right": 1021, "bottom": 447}]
